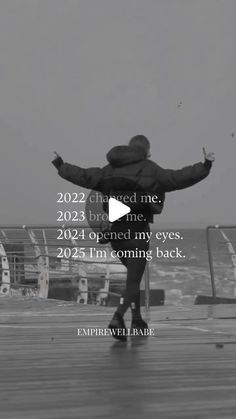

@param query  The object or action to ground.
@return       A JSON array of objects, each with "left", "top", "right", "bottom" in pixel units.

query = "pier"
[{"left": 1, "top": 296, "right": 236, "bottom": 419}]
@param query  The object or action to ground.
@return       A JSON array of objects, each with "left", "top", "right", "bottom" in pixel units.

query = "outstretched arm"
[
  {"left": 52, "top": 152, "right": 103, "bottom": 190},
  {"left": 155, "top": 148, "right": 215, "bottom": 192}
]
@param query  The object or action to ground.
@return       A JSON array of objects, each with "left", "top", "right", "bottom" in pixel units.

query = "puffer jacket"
[{"left": 57, "top": 145, "right": 212, "bottom": 223}]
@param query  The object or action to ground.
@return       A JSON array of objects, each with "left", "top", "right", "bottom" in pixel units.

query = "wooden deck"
[{"left": 1, "top": 296, "right": 236, "bottom": 419}]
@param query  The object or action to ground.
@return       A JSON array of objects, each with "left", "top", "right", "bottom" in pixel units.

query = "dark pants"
[{"left": 110, "top": 220, "right": 150, "bottom": 317}]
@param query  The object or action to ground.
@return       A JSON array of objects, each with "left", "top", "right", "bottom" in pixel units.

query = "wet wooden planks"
[{"left": 0, "top": 296, "right": 236, "bottom": 419}]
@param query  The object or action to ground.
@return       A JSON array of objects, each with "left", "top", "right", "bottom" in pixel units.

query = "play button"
[
  {"left": 108, "top": 198, "right": 131, "bottom": 222},
  {"left": 85, "top": 175, "right": 148, "bottom": 234}
]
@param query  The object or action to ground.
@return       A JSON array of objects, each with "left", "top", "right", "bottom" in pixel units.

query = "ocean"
[{"left": 148, "top": 228, "right": 236, "bottom": 304}]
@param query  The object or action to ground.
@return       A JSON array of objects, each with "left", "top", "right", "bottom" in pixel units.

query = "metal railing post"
[
  {"left": 144, "top": 264, "right": 150, "bottom": 312},
  {"left": 0, "top": 239, "right": 10, "bottom": 295},
  {"left": 206, "top": 226, "right": 217, "bottom": 298}
]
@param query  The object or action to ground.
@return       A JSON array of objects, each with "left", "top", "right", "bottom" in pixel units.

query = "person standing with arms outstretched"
[{"left": 52, "top": 135, "right": 215, "bottom": 341}]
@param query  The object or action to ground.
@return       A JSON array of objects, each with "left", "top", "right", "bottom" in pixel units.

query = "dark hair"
[{"left": 128, "top": 135, "right": 150, "bottom": 155}]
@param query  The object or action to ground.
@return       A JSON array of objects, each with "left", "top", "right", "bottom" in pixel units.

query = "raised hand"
[
  {"left": 53, "top": 151, "right": 61, "bottom": 159},
  {"left": 202, "top": 147, "right": 215, "bottom": 162},
  {"left": 52, "top": 151, "right": 64, "bottom": 169}
]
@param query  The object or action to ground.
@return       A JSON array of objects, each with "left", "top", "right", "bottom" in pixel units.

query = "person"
[{"left": 52, "top": 136, "right": 215, "bottom": 341}]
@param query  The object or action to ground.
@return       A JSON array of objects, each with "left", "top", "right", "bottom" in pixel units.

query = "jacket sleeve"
[
  {"left": 155, "top": 160, "right": 212, "bottom": 192},
  {"left": 57, "top": 163, "right": 103, "bottom": 190}
]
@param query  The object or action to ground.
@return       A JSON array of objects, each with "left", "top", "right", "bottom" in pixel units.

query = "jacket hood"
[{"left": 106, "top": 145, "right": 146, "bottom": 167}]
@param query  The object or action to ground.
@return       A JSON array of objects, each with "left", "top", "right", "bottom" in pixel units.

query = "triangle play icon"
[{"left": 108, "top": 198, "right": 131, "bottom": 222}]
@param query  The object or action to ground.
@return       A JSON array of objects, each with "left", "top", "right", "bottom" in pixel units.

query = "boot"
[
  {"left": 130, "top": 318, "right": 149, "bottom": 335},
  {"left": 108, "top": 313, "right": 127, "bottom": 342}
]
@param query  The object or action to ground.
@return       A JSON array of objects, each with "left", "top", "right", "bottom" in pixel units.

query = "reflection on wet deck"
[{"left": 1, "top": 296, "right": 236, "bottom": 419}]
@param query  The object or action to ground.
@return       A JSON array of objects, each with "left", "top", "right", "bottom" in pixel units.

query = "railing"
[
  {"left": 2, "top": 224, "right": 236, "bottom": 308},
  {"left": 206, "top": 225, "right": 236, "bottom": 298},
  {"left": 0, "top": 225, "right": 150, "bottom": 310}
]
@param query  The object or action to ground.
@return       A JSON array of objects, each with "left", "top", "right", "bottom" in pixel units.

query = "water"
[{"left": 148, "top": 228, "right": 236, "bottom": 304}]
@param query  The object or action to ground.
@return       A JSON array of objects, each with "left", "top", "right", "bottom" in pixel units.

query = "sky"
[{"left": 0, "top": 0, "right": 235, "bottom": 228}]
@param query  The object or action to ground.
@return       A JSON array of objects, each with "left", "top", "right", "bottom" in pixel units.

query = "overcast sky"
[{"left": 0, "top": 0, "right": 235, "bottom": 227}]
